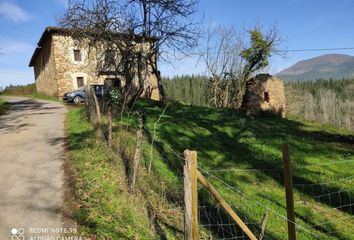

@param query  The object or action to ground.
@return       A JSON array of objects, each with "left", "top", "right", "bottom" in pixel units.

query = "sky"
[{"left": 1, "top": 0, "right": 354, "bottom": 88}]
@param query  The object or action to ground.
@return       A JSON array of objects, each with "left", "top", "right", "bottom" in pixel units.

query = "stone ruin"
[{"left": 241, "top": 74, "right": 286, "bottom": 117}]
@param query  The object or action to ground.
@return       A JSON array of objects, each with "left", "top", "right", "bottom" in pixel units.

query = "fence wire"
[
  {"left": 141, "top": 118, "right": 354, "bottom": 239},
  {"left": 198, "top": 204, "right": 249, "bottom": 239},
  {"left": 198, "top": 168, "right": 324, "bottom": 239}
]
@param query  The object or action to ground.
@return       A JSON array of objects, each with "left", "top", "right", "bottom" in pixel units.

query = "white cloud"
[
  {"left": 0, "top": 39, "right": 33, "bottom": 55},
  {"left": 0, "top": 1, "right": 32, "bottom": 23}
]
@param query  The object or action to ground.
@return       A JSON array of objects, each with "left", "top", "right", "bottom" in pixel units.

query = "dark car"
[{"left": 63, "top": 85, "right": 106, "bottom": 104}]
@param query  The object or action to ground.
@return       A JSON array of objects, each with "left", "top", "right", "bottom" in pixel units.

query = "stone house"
[
  {"left": 241, "top": 74, "right": 286, "bottom": 117},
  {"left": 29, "top": 27, "right": 161, "bottom": 100}
]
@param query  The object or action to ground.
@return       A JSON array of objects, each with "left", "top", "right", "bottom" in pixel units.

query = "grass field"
[
  {"left": 67, "top": 108, "right": 155, "bottom": 239},
  {"left": 0, "top": 93, "right": 58, "bottom": 102},
  {"left": 68, "top": 100, "right": 354, "bottom": 239},
  {"left": 117, "top": 100, "right": 354, "bottom": 239}
]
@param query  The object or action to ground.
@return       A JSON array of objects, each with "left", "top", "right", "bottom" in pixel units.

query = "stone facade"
[
  {"left": 241, "top": 74, "right": 286, "bottom": 117},
  {"left": 32, "top": 35, "right": 58, "bottom": 96},
  {"left": 29, "top": 27, "right": 161, "bottom": 100}
]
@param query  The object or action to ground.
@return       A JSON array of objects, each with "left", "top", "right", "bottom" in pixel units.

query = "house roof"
[{"left": 29, "top": 26, "right": 158, "bottom": 67}]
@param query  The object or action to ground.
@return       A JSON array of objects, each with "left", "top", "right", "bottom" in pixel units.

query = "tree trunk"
[{"left": 93, "top": 94, "right": 101, "bottom": 123}]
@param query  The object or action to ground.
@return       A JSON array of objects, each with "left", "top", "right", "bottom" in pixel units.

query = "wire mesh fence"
[
  {"left": 141, "top": 118, "right": 354, "bottom": 239},
  {"left": 196, "top": 165, "right": 354, "bottom": 239},
  {"left": 198, "top": 190, "right": 261, "bottom": 240}
]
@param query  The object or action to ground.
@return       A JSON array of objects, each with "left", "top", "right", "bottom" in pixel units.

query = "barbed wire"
[
  {"left": 203, "top": 168, "right": 279, "bottom": 173},
  {"left": 142, "top": 125, "right": 185, "bottom": 175},
  {"left": 140, "top": 120, "right": 353, "bottom": 239},
  {"left": 198, "top": 168, "right": 322, "bottom": 239},
  {"left": 294, "top": 175, "right": 354, "bottom": 187},
  {"left": 315, "top": 215, "right": 354, "bottom": 227},
  {"left": 192, "top": 157, "right": 354, "bottom": 175},
  {"left": 295, "top": 159, "right": 354, "bottom": 168},
  {"left": 161, "top": 47, "right": 354, "bottom": 57}
]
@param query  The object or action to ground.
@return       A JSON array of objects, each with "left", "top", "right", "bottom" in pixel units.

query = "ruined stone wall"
[
  {"left": 241, "top": 74, "right": 286, "bottom": 117},
  {"left": 34, "top": 36, "right": 58, "bottom": 96},
  {"left": 262, "top": 76, "right": 286, "bottom": 117}
]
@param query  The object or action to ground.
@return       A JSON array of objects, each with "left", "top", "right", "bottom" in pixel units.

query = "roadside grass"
[
  {"left": 67, "top": 107, "right": 155, "bottom": 239},
  {"left": 0, "top": 92, "right": 59, "bottom": 102},
  {"left": 112, "top": 129, "right": 185, "bottom": 239},
  {"left": 0, "top": 98, "right": 10, "bottom": 115},
  {"left": 0, "top": 83, "right": 58, "bottom": 102},
  {"left": 115, "top": 99, "right": 354, "bottom": 240},
  {"left": 21, "top": 93, "right": 59, "bottom": 102}
]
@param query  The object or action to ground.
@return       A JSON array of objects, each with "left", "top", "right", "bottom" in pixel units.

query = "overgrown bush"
[
  {"left": 285, "top": 78, "right": 354, "bottom": 131},
  {"left": 163, "top": 75, "right": 354, "bottom": 131},
  {"left": 162, "top": 75, "right": 209, "bottom": 106},
  {"left": 0, "top": 99, "right": 10, "bottom": 115}
]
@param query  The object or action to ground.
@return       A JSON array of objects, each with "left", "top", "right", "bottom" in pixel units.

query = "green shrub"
[{"left": 1, "top": 83, "right": 37, "bottom": 95}]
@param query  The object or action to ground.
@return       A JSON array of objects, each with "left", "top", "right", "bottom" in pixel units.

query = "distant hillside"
[{"left": 277, "top": 54, "right": 354, "bottom": 81}]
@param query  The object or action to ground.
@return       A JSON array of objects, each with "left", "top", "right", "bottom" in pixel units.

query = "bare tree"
[
  {"left": 58, "top": 0, "right": 201, "bottom": 193},
  {"left": 201, "top": 25, "right": 244, "bottom": 108},
  {"left": 202, "top": 24, "right": 281, "bottom": 108},
  {"left": 130, "top": 109, "right": 146, "bottom": 192},
  {"left": 58, "top": 0, "right": 201, "bottom": 110}
]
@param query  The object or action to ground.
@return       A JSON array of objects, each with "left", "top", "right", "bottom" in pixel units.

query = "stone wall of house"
[
  {"left": 52, "top": 34, "right": 161, "bottom": 100},
  {"left": 241, "top": 74, "right": 286, "bottom": 117},
  {"left": 34, "top": 36, "right": 58, "bottom": 96},
  {"left": 52, "top": 34, "right": 103, "bottom": 97},
  {"left": 140, "top": 60, "right": 160, "bottom": 100}
]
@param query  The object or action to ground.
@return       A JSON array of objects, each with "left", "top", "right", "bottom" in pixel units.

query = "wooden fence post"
[
  {"left": 130, "top": 111, "right": 144, "bottom": 192},
  {"left": 108, "top": 105, "right": 113, "bottom": 148},
  {"left": 184, "top": 149, "right": 199, "bottom": 240},
  {"left": 283, "top": 143, "right": 296, "bottom": 240},
  {"left": 197, "top": 170, "right": 257, "bottom": 240}
]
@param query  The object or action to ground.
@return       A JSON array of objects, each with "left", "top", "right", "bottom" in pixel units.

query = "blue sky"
[{"left": 1, "top": 0, "right": 354, "bottom": 88}]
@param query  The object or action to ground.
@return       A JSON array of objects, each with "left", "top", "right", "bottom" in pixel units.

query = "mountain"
[{"left": 276, "top": 54, "right": 354, "bottom": 81}]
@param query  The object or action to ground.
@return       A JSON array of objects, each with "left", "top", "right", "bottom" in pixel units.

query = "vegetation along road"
[{"left": 0, "top": 97, "right": 68, "bottom": 238}]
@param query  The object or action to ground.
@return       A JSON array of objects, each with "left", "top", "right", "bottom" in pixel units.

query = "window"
[
  {"left": 104, "top": 78, "right": 120, "bottom": 90},
  {"left": 103, "top": 50, "right": 116, "bottom": 71},
  {"left": 77, "top": 77, "right": 84, "bottom": 88},
  {"left": 264, "top": 92, "right": 270, "bottom": 102},
  {"left": 74, "top": 49, "right": 82, "bottom": 62}
]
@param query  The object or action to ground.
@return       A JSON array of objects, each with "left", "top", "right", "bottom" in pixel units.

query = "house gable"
[
  {"left": 31, "top": 34, "right": 58, "bottom": 96},
  {"left": 29, "top": 27, "right": 161, "bottom": 100}
]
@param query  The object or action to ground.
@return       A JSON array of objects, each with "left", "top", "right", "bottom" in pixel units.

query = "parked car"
[{"left": 63, "top": 85, "right": 106, "bottom": 104}]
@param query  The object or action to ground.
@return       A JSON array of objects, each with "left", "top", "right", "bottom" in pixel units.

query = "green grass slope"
[
  {"left": 67, "top": 108, "right": 155, "bottom": 239},
  {"left": 120, "top": 100, "right": 354, "bottom": 239}
]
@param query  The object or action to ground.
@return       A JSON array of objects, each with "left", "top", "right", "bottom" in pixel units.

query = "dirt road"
[{"left": 0, "top": 97, "right": 69, "bottom": 239}]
